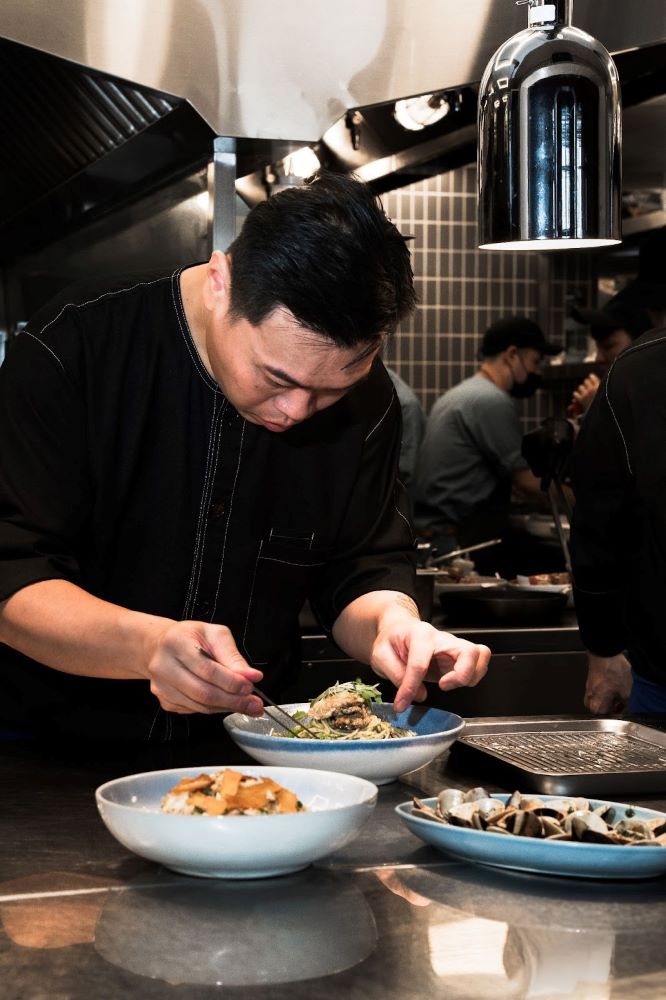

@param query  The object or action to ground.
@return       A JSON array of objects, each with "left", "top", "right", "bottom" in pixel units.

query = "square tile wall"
[{"left": 381, "top": 164, "right": 597, "bottom": 429}]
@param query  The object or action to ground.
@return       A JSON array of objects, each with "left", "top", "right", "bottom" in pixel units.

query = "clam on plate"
[{"left": 396, "top": 793, "right": 666, "bottom": 880}]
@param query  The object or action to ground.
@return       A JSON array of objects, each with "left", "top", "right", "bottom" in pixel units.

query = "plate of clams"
[{"left": 396, "top": 787, "right": 666, "bottom": 880}]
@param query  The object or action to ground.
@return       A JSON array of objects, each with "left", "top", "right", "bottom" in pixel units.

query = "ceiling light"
[
  {"left": 281, "top": 146, "right": 321, "bottom": 179},
  {"left": 477, "top": 0, "right": 622, "bottom": 250},
  {"left": 394, "top": 93, "right": 450, "bottom": 132}
]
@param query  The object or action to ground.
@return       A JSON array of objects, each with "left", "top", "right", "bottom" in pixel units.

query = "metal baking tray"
[{"left": 454, "top": 718, "right": 666, "bottom": 796}]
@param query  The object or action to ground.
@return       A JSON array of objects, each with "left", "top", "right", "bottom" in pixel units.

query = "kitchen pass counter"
[{"left": 2, "top": 724, "right": 666, "bottom": 999}]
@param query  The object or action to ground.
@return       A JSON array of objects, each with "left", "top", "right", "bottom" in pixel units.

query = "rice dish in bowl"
[{"left": 96, "top": 765, "right": 377, "bottom": 879}]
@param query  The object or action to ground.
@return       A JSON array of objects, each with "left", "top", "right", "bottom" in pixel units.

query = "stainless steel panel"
[
  {"left": 456, "top": 717, "right": 666, "bottom": 795},
  {"left": 0, "top": 0, "right": 664, "bottom": 141}
]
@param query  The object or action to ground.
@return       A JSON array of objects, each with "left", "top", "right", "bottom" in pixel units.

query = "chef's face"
[{"left": 200, "top": 253, "right": 382, "bottom": 431}]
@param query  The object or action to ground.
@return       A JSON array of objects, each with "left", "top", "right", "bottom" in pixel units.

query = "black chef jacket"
[
  {"left": 570, "top": 326, "right": 666, "bottom": 685},
  {"left": 0, "top": 268, "right": 417, "bottom": 739}
]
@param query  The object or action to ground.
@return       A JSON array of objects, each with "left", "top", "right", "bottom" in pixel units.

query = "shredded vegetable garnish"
[
  {"left": 273, "top": 679, "right": 416, "bottom": 740},
  {"left": 311, "top": 678, "right": 383, "bottom": 707}
]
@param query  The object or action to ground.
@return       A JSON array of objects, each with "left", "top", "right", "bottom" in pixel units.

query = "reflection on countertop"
[
  {"left": 94, "top": 869, "right": 377, "bottom": 987},
  {"left": 2, "top": 731, "right": 666, "bottom": 999}
]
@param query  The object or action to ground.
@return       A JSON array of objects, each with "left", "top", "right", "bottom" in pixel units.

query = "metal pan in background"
[
  {"left": 452, "top": 717, "right": 666, "bottom": 795},
  {"left": 439, "top": 586, "right": 568, "bottom": 626}
]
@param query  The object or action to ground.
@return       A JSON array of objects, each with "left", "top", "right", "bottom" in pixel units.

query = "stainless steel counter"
[{"left": 2, "top": 726, "right": 666, "bottom": 999}]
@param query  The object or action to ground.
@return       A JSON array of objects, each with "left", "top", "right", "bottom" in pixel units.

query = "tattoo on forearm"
[{"left": 395, "top": 594, "right": 420, "bottom": 619}]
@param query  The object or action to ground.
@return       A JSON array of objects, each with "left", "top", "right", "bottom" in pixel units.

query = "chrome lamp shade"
[{"left": 477, "top": 0, "right": 622, "bottom": 250}]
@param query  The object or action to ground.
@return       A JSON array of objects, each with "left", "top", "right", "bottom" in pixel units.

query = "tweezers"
[{"left": 195, "top": 645, "right": 320, "bottom": 739}]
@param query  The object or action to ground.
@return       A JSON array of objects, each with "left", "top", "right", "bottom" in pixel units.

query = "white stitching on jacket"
[
  {"left": 23, "top": 332, "right": 66, "bottom": 372},
  {"left": 183, "top": 397, "right": 226, "bottom": 618},
  {"left": 242, "top": 540, "right": 268, "bottom": 663},
  {"left": 35, "top": 273, "right": 170, "bottom": 341},
  {"left": 171, "top": 269, "right": 221, "bottom": 391},
  {"left": 604, "top": 377, "right": 633, "bottom": 477},
  {"left": 604, "top": 334, "right": 666, "bottom": 480},
  {"left": 365, "top": 391, "right": 396, "bottom": 442},
  {"left": 211, "top": 420, "right": 247, "bottom": 618},
  {"left": 259, "top": 556, "right": 325, "bottom": 567}
]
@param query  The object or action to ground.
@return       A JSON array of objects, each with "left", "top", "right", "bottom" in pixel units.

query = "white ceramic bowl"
[
  {"left": 223, "top": 703, "right": 465, "bottom": 785},
  {"left": 95, "top": 765, "right": 377, "bottom": 879}
]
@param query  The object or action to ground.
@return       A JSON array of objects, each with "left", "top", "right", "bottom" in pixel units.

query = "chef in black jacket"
[
  {"left": 571, "top": 226, "right": 666, "bottom": 714},
  {"left": 0, "top": 172, "right": 489, "bottom": 741}
]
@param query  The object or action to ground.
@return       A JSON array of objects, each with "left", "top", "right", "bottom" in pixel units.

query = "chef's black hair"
[{"left": 226, "top": 170, "right": 416, "bottom": 346}]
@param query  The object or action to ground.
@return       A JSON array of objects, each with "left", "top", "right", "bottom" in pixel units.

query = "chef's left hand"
[{"left": 370, "top": 617, "right": 491, "bottom": 712}]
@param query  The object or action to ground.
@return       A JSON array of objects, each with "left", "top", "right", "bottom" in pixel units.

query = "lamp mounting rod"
[{"left": 516, "top": 0, "right": 573, "bottom": 26}]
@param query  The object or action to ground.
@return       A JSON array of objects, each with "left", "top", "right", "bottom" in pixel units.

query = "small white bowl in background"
[{"left": 96, "top": 765, "right": 377, "bottom": 879}]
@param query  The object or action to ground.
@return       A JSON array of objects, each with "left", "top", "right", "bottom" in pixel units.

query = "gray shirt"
[
  {"left": 413, "top": 373, "right": 527, "bottom": 527},
  {"left": 386, "top": 367, "right": 426, "bottom": 487}
]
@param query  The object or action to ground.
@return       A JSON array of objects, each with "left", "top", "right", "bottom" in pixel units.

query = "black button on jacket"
[{"left": 0, "top": 269, "right": 416, "bottom": 739}]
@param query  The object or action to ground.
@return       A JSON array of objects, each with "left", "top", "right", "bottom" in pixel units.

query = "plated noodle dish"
[{"left": 276, "top": 680, "right": 416, "bottom": 741}]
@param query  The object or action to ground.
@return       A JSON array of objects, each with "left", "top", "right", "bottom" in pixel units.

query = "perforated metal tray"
[{"left": 455, "top": 718, "right": 666, "bottom": 795}]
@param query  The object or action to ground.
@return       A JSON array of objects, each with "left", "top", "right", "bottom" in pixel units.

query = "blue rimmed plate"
[
  {"left": 223, "top": 703, "right": 465, "bottom": 784},
  {"left": 396, "top": 793, "right": 666, "bottom": 880}
]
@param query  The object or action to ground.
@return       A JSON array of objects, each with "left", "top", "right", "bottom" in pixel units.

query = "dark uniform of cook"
[
  {"left": 0, "top": 171, "right": 490, "bottom": 741},
  {"left": 570, "top": 226, "right": 666, "bottom": 714}
]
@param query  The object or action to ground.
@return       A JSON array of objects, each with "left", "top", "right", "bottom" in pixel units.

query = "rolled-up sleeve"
[{"left": 0, "top": 329, "right": 90, "bottom": 600}]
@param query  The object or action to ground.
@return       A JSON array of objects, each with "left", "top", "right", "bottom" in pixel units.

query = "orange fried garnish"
[
  {"left": 188, "top": 791, "right": 228, "bottom": 815},
  {"left": 275, "top": 788, "right": 299, "bottom": 813},
  {"left": 214, "top": 769, "right": 243, "bottom": 797},
  {"left": 228, "top": 780, "right": 274, "bottom": 812},
  {"left": 171, "top": 773, "right": 214, "bottom": 794},
  {"left": 164, "top": 769, "right": 304, "bottom": 815}
]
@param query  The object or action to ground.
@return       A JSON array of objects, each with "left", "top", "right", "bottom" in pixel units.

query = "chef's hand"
[
  {"left": 570, "top": 373, "right": 600, "bottom": 414},
  {"left": 584, "top": 652, "right": 632, "bottom": 715},
  {"left": 145, "top": 621, "right": 265, "bottom": 715},
  {"left": 370, "top": 614, "right": 491, "bottom": 713}
]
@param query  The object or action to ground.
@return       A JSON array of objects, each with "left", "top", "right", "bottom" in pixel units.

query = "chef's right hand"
[
  {"left": 145, "top": 621, "right": 265, "bottom": 715},
  {"left": 584, "top": 652, "right": 632, "bottom": 715}
]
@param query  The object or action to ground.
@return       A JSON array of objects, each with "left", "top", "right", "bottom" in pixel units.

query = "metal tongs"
[
  {"left": 196, "top": 646, "right": 321, "bottom": 739},
  {"left": 521, "top": 417, "right": 574, "bottom": 574},
  {"left": 428, "top": 537, "right": 503, "bottom": 567}
]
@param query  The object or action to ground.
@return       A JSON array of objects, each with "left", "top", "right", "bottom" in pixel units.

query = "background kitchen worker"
[
  {"left": 386, "top": 367, "right": 426, "bottom": 489},
  {"left": 570, "top": 226, "right": 666, "bottom": 714},
  {"left": 0, "top": 170, "right": 489, "bottom": 742},
  {"left": 568, "top": 299, "right": 651, "bottom": 415},
  {"left": 413, "top": 316, "right": 561, "bottom": 575}
]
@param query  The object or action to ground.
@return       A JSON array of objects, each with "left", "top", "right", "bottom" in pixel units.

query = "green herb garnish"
[{"left": 310, "top": 678, "right": 382, "bottom": 707}]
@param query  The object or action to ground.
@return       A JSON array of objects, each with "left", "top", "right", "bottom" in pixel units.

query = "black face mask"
[
  {"left": 508, "top": 353, "right": 543, "bottom": 398},
  {"left": 509, "top": 372, "right": 543, "bottom": 398}
]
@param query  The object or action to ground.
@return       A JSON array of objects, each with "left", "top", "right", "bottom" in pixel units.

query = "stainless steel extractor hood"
[{"left": 0, "top": 0, "right": 664, "bottom": 261}]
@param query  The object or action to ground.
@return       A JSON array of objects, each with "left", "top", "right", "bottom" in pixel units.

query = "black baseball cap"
[
  {"left": 481, "top": 316, "right": 562, "bottom": 357},
  {"left": 570, "top": 296, "right": 652, "bottom": 341},
  {"left": 613, "top": 226, "right": 666, "bottom": 310}
]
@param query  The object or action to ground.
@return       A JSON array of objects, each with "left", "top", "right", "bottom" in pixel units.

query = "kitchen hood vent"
[
  {"left": 0, "top": 37, "right": 215, "bottom": 262},
  {"left": 0, "top": 38, "right": 177, "bottom": 199}
]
